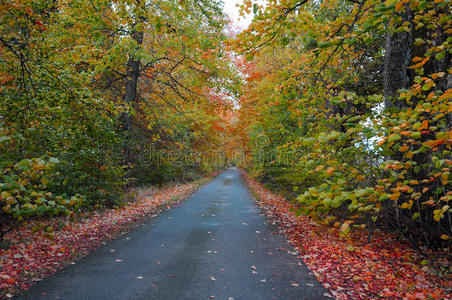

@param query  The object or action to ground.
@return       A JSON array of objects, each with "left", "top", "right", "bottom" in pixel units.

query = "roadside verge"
[
  {"left": 0, "top": 174, "right": 217, "bottom": 298},
  {"left": 242, "top": 170, "right": 450, "bottom": 299}
]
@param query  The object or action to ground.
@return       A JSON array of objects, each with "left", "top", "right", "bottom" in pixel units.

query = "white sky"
[{"left": 222, "top": 0, "right": 255, "bottom": 31}]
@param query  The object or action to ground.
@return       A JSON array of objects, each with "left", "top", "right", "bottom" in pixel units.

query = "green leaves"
[
  {"left": 236, "top": 0, "right": 452, "bottom": 247},
  {"left": 1, "top": 156, "right": 85, "bottom": 221}
]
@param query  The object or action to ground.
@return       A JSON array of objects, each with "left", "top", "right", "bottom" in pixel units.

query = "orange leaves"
[
  {"left": 400, "top": 131, "right": 411, "bottom": 137},
  {"left": 244, "top": 172, "right": 450, "bottom": 300},
  {"left": 399, "top": 144, "right": 409, "bottom": 152},
  {"left": 390, "top": 193, "right": 400, "bottom": 201},
  {"left": 384, "top": 163, "right": 403, "bottom": 171},
  {"left": 423, "top": 139, "right": 446, "bottom": 149},
  {"left": 419, "top": 120, "right": 429, "bottom": 131},
  {"left": 399, "top": 185, "right": 411, "bottom": 193},
  {"left": 409, "top": 56, "right": 429, "bottom": 69},
  {"left": 395, "top": 1, "right": 404, "bottom": 11},
  {"left": 431, "top": 72, "right": 446, "bottom": 79}
]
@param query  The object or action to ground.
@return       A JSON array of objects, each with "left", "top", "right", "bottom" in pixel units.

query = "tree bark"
[
  {"left": 383, "top": 10, "right": 413, "bottom": 109},
  {"left": 121, "top": 28, "right": 144, "bottom": 168}
]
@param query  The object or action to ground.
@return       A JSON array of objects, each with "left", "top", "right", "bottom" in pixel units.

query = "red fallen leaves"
[
  {"left": 243, "top": 172, "right": 451, "bottom": 300},
  {"left": 0, "top": 181, "right": 202, "bottom": 298}
]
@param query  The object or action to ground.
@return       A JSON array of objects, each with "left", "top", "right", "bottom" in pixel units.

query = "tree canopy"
[{"left": 1, "top": 0, "right": 451, "bottom": 250}]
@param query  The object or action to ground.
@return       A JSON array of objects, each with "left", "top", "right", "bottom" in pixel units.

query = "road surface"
[{"left": 17, "top": 168, "right": 328, "bottom": 300}]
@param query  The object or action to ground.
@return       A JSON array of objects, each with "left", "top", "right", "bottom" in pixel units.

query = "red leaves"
[
  {"left": 0, "top": 182, "right": 201, "bottom": 297},
  {"left": 243, "top": 171, "right": 451, "bottom": 300}
]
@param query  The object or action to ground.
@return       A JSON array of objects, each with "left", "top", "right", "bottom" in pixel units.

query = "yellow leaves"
[
  {"left": 422, "top": 78, "right": 436, "bottom": 91},
  {"left": 406, "top": 151, "right": 413, "bottom": 159},
  {"left": 433, "top": 210, "right": 442, "bottom": 221},
  {"left": 41, "top": 177, "right": 49, "bottom": 186},
  {"left": 356, "top": 175, "right": 365, "bottom": 181},
  {"left": 400, "top": 200, "right": 413, "bottom": 209},
  {"left": 315, "top": 165, "right": 324, "bottom": 172},
  {"left": 440, "top": 234, "right": 449, "bottom": 240},
  {"left": 326, "top": 167, "right": 335, "bottom": 175},
  {"left": 433, "top": 205, "right": 450, "bottom": 222},
  {"left": 0, "top": 191, "right": 11, "bottom": 201}
]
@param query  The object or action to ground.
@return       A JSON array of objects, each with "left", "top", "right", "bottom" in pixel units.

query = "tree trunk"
[
  {"left": 121, "top": 28, "right": 143, "bottom": 169},
  {"left": 383, "top": 10, "right": 413, "bottom": 109}
]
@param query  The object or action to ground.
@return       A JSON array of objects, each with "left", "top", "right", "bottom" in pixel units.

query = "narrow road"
[{"left": 18, "top": 168, "right": 328, "bottom": 299}]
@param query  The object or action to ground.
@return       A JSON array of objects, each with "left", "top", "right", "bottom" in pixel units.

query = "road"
[{"left": 17, "top": 168, "right": 328, "bottom": 300}]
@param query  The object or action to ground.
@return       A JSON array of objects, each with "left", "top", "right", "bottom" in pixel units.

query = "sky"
[{"left": 222, "top": 0, "right": 255, "bottom": 31}]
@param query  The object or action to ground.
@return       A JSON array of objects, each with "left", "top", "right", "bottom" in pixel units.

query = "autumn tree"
[
  {"left": 0, "top": 0, "right": 237, "bottom": 239},
  {"left": 234, "top": 0, "right": 451, "bottom": 247}
]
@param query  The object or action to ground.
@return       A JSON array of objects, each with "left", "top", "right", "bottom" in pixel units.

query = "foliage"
[
  {"left": 0, "top": 0, "right": 235, "bottom": 236},
  {"left": 244, "top": 172, "right": 450, "bottom": 299},
  {"left": 0, "top": 156, "right": 84, "bottom": 228},
  {"left": 234, "top": 0, "right": 451, "bottom": 248},
  {"left": 0, "top": 179, "right": 205, "bottom": 297}
]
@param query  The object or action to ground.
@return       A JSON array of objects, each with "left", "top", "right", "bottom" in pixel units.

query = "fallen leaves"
[
  {"left": 243, "top": 171, "right": 451, "bottom": 300},
  {"left": 0, "top": 180, "right": 204, "bottom": 297}
]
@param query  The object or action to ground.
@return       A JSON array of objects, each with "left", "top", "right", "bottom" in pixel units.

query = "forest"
[
  {"left": 0, "top": 0, "right": 451, "bottom": 298},
  {"left": 1, "top": 0, "right": 238, "bottom": 237}
]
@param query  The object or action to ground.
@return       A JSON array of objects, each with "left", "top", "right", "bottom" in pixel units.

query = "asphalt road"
[{"left": 17, "top": 168, "right": 328, "bottom": 300}]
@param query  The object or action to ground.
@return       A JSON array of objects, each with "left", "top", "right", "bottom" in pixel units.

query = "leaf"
[
  {"left": 253, "top": 3, "right": 258, "bottom": 14},
  {"left": 0, "top": 136, "right": 11, "bottom": 143},
  {"left": 388, "top": 134, "right": 401, "bottom": 143},
  {"left": 420, "top": 120, "right": 429, "bottom": 130},
  {"left": 340, "top": 222, "right": 350, "bottom": 233},
  {"left": 440, "top": 234, "right": 449, "bottom": 240}
]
